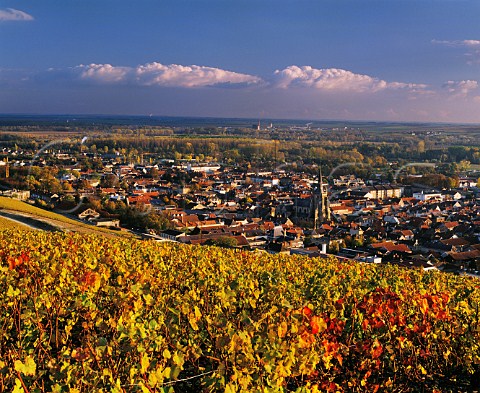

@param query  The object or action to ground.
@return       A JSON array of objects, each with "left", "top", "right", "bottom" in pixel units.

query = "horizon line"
[{"left": 0, "top": 112, "right": 479, "bottom": 127}]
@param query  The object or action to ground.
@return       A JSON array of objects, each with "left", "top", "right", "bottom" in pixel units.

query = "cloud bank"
[
  {"left": 432, "top": 39, "right": 480, "bottom": 47},
  {"left": 135, "top": 62, "right": 263, "bottom": 87},
  {"left": 69, "top": 62, "right": 427, "bottom": 95},
  {"left": 433, "top": 39, "right": 480, "bottom": 64},
  {"left": 5, "top": 61, "right": 480, "bottom": 123},
  {"left": 11, "top": 61, "right": 480, "bottom": 122},
  {"left": 0, "top": 8, "right": 33, "bottom": 21},
  {"left": 76, "top": 64, "right": 131, "bottom": 83},
  {"left": 272, "top": 66, "right": 426, "bottom": 93},
  {"left": 443, "top": 80, "right": 479, "bottom": 97},
  {"left": 74, "top": 63, "right": 262, "bottom": 88}
]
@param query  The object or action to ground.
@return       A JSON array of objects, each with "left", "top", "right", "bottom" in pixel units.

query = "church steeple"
[
  {"left": 320, "top": 168, "right": 331, "bottom": 223},
  {"left": 313, "top": 167, "right": 330, "bottom": 230},
  {"left": 4, "top": 157, "right": 9, "bottom": 179}
]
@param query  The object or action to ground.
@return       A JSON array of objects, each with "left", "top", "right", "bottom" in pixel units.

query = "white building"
[{"left": 413, "top": 191, "right": 444, "bottom": 202}]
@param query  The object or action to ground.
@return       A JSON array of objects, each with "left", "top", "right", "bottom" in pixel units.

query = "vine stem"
[
  {"left": 161, "top": 370, "right": 214, "bottom": 386},
  {"left": 16, "top": 370, "right": 31, "bottom": 393},
  {"left": 121, "top": 370, "right": 214, "bottom": 388}
]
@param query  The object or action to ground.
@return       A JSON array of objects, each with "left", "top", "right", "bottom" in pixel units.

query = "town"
[
  {"left": 4, "top": 1, "right": 480, "bottom": 391},
  {"left": 1, "top": 121, "right": 480, "bottom": 277}
]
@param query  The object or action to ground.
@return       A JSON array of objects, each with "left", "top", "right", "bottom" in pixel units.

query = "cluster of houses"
[
  {"left": 58, "top": 162, "right": 480, "bottom": 275},
  {"left": 3, "top": 152, "right": 480, "bottom": 274}
]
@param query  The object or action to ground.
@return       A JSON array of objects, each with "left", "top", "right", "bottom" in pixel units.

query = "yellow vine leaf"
[
  {"left": 12, "top": 379, "right": 24, "bottom": 393},
  {"left": 14, "top": 356, "right": 36, "bottom": 376},
  {"left": 278, "top": 321, "right": 288, "bottom": 338}
]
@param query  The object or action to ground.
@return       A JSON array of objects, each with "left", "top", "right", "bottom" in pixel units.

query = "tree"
[
  {"left": 100, "top": 174, "right": 119, "bottom": 188},
  {"left": 344, "top": 235, "right": 353, "bottom": 248},
  {"left": 328, "top": 241, "right": 339, "bottom": 254},
  {"left": 76, "top": 179, "right": 90, "bottom": 190},
  {"left": 92, "top": 158, "right": 104, "bottom": 170},
  {"left": 446, "top": 176, "right": 459, "bottom": 189},
  {"left": 458, "top": 160, "right": 471, "bottom": 172},
  {"left": 61, "top": 181, "right": 74, "bottom": 193},
  {"left": 104, "top": 200, "right": 117, "bottom": 213},
  {"left": 87, "top": 197, "right": 102, "bottom": 211},
  {"left": 205, "top": 236, "right": 238, "bottom": 248},
  {"left": 115, "top": 201, "right": 127, "bottom": 212},
  {"left": 417, "top": 140, "right": 425, "bottom": 154},
  {"left": 150, "top": 167, "right": 159, "bottom": 179},
  {"left": 42, "top": 177, "right": 62, "bottom": 195},
  {"left": 143, "top": 212, "right": 172, "bottom": 232},
  {"left": 224, "top": 149, "right": 241, "bottom": 163},
  {"left": 25, "top": 175, "right": 40, "bottom": 191}
]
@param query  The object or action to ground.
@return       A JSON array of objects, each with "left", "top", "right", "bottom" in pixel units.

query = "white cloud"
[
  {"left": 463, "top": 40, "right": 480, "bottom": 47},
  {"left": 443, "top": 80, "right": 478, "bottom": 97},
  {"left": 74, "top": 62, "right": 262, "bottom": 88},
  {"left": 432, "top": 39, "right": 480, "bottom": 47},
  {"left": 272, "top": 66, "right": 426, "bottom": 93},
  {"left": 0, "top": 8, "right": 33, "bottom": 21},
  {"left": 76, "top": 64, "right": 130, "bottom": 83},
  {"left": 77, "top": 63, "right": 427, "bottom": 93},
  {"left": 135, "top": 62, "right": 262, "bottom": 87},
  {"left": 432, "top": 39, "right": 480, "bottom": 64}
]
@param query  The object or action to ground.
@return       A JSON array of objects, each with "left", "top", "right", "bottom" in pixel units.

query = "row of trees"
[{"left": 2, "top": 125, "right": 480, "bottom": 173}]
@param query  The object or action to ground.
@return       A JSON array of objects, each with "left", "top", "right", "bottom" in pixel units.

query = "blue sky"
[{"left": 1, "top": 0, "right": 480, "bottom": 122}]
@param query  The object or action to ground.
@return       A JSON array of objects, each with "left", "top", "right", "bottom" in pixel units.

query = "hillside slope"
[
  {"left": 0, "top": 215, "right": 34, "bottom": 230},
  {"left": 1, "top": 230, "right": 479, "bottom": 392},
  {"left": 0, "top": 196, "right": 131, "bottom": 237}
]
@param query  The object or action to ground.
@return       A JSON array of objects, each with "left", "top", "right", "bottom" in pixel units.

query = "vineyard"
[
  {"left": 0, "top": 216, "right": 32, "bottom": 231},
  {"left": 1, "top": 230, "right": 480, "bottom": 392}
]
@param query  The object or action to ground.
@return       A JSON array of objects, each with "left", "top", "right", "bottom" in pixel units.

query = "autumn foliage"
[{"left": 1, "top": 230, "right": 480, "bottom": 392}]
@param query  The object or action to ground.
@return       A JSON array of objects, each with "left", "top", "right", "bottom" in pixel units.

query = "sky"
[{"left": 1, "top": 0, "right": 480, "bottom": 123}]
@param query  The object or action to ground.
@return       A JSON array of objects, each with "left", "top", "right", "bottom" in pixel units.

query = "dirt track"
[{"left": 0, "top": 209, "right": 123, "bottom": 238}]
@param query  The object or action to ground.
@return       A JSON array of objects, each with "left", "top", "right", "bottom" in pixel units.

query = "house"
[
  {"left": 331, "top": 204, "right": 355, "bottom": 216},
  {"left": 159, "top": 229, "right": 186, "bottom": 242},
  {"left": 413, "top": 191, "right": 444, "bottom": 202},
  {"left": 383, "top": 215, "right": 400, "bottom": 224},
  {"left": 443, "top": 190, "right": 462, "bottom": 200},
  {"left": 94, "top": 218, "right": 120, "bottom": 228},
  {"left": 438, "top": 221, "right": 459, "bottom": 233},
  {"left": 447, "top": 249, "right": 480, "bottom": 267},
  {"left": 440, "top": 237, "right": 471, "bottom": 252},
  {"left": 351, "top": 185, "right": 402, "bottom": 200},
  {"left": 78, "top": 208, "right": 101, "bottom": 221},
  {"left": 0, "top": 189, "right": 30, "bottom": 201},
  {"left": 127, "top": 194, "right": 153, "bottom": 206},
  {"left": 396, "top": 229, "right": 415, "bottom": 241},
  {"left": 370, "top": 241, "right": 412, "bottom": 254},
  {"left": 458, "top": 178, "right": 477, "bottom": 188},
  {"left": 230, "top": 235, "right": 250, "bottom": 249}
]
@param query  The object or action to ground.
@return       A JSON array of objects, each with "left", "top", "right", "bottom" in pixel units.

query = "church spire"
[
  {"left": 313, "top": 167, "right": 330, "bottom": 229},
  {"left": 4, "top": 157, "right": 9, "bottom": 179}
]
